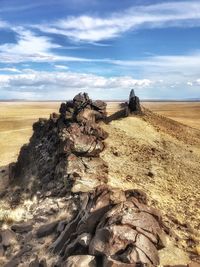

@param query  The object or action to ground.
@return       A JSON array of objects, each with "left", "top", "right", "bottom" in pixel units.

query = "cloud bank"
[{"left": 0, "top": 70, "right": 152, "bottom": 99}]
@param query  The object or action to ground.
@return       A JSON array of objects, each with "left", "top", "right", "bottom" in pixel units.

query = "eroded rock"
[
  {"left": 11, "top": 223, "right": 33, "bottom": 233},
  {"left": 63, "top": 255, "right": 96, "bottom": 267}
]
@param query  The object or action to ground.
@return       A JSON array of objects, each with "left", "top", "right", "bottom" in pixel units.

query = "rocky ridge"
[{"left": 0, "top": 92, "right": 198, "bottom": 266}]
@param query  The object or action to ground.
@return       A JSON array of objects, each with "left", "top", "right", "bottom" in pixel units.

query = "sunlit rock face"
[{"left": 9, "top": 92, "right": 108, "bottom": 199}]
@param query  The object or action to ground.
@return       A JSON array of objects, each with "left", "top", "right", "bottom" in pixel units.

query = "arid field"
[{"left": 0, "top": 101, "right": 200, "bottom": 166}]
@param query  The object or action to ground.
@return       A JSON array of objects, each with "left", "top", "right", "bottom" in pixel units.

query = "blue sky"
[{"left": 0, "top": 0, "right": 200, "bottom": 100}]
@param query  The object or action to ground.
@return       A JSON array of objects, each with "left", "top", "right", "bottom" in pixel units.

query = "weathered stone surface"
[
  {"left": 4, "top": 244, "right": 32, "bottom": 267},
  {"left": 29, "top": 256, "right": 39, "bottom": 267},
  {"left": 0, "top": 244, "right": 4, "bottom": 257},
  {"left": 36, "top": 221, "right": 58, "bottom": 238},
  {"left": 11, "top": 223, "right": 33, "bottom": 233},
  {"left": 49, "top": 185, "right": 165, "bottom": 266},
  {"left": 62, "top": 255, "right": 96, "bottom": 267},
  {"left": 4, "top": 258, "right": 20, "bottom": 267},
  {"left": 9, "top": 93, "right": 108, "bottom": 197},
  {"left": 0, "top": 229, "right": 16, "bottom": 247},
  {"left": 103, "top": 257, "right": 139, "bottom": 267},
  {"left": 39, "top": 259, "right": 47, "bottom": 267}
]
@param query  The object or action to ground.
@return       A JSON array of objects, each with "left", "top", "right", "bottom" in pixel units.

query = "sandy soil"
[
  {"left": 143, "top": 102, "right": 200, "bottom": 130},
  {"left": 0, "top": 102, "right": 59, "bottom": 166},
  {"left": 101, "top": 107, "right": 200, "bottom": 263}
]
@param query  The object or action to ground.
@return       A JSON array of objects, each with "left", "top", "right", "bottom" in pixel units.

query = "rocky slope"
[{"left": 101, "top": 106, "right": 200, "bottom": 264}]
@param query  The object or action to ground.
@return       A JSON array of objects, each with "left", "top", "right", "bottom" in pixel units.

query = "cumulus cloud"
[
  {"left": 0, "top": 70, "right": 152, "bottom": 99},
  {"left": 35, "top": 1, "right": 200, "bottom": 42}
]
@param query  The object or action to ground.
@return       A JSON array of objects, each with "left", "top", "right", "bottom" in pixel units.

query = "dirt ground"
[
  {"left": 0, "top": 102, "right": 59, "bottom": 166},
  {"left": 101, "top": 105, "right": 200, "bottom": 264}
]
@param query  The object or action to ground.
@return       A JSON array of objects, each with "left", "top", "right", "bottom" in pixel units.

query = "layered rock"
[
  {"left": 9, "top": 92, "right": 108, "bottom": 199},
  {"left": 51, "top": 186, "right": 166, "bottom": 266}
]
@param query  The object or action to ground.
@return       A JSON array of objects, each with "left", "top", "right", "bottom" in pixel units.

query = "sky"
[{"left": 0, "top": 0, "right": 200, "bottom": 100}]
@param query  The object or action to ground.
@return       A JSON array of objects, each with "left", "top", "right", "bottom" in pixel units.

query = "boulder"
[
  {"left": 36, "top": 221, "right": 58, "bottom": 238},
  {"left": 11, "top": 223, "right": 33, "bottom": 233},
  {"left": 0, "top": 229, "right": 16, "bottom": 247}
]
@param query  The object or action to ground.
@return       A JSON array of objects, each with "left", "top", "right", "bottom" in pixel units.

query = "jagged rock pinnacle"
[{"left": 128, "top": 89, "right": 142, "bottom": 114}]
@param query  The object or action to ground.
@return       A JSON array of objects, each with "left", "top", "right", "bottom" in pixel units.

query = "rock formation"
[
  {"left": 1, "top": 92, "right": 168, "bottom": 266},
  {"left": 9, "top": 92, "right": 108, "bottom": 200},
  {"left": 128, "top": 89, "right": 142, "bottom": 114}
]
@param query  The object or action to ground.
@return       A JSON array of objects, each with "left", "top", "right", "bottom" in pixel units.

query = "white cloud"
[
  {"left": 0, "top": 27, "right": 64, "bottom": 63},
  {"left": 0, "top": 26, "right": 98, "bottom": 63},
  {"left": 187, "top": 81, "right": 193, "bottom": 86},
  {"left": 108, "top": 52, "right": 200, "bottom": 70},
  {"left": 0, "top": 70, "right": 152, "bottom": 99},
  {"left": 195, "top": 79, "right": 200, "bottom": 85},
  {"left": 0, "top": 67, "right": 21, "bottom": 73},
  {"left": 0, "top": 20, "right": 9, "bottom": 28},
  {"left": 35, "top": 1, "right": 200, "bottom": 42},
  {"left": 54, "top": 65, "right": 69, "bottom": 70}
]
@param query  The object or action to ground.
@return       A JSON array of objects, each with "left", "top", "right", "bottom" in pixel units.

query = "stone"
[
  {"left": 11, "top": 223, "right": 33, "bottom": 233},
  {"left": 36, "top": 221, "right": 58, "bottom": 238},
  {"left": 4, "top": 245, "right": 32, "bottom": 267},
  {"left": 0, "top": 229, "right": 16, "bottom": 247},
  {"left": 29, "top": 256, "right": 39, "bottom": 267},
  {"left": 103, "top": 257, "right": 138, "bottom": 267},
  {"left": 4, "top": 258, "right": 20, "bottom": 267},
  {"left": 128, "top": 89, "right": 142, "bottom": 114},
  {"left": 63, "top": 255, "right": 96, "bottom": 267},
  {"left": 39, "top": 259, "right": 47, "bottom": 267},
  {"left": 0, "top": 244, "right": 4, "bottom": 257}
]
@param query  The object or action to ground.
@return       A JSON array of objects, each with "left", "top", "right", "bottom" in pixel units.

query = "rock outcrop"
[
  {"left": 128, "top": 89, "right": 142, "bottom": 114},
  {"left": 1, "top": 92, "right": 168, "bottom": 266},
  {"left": 9, "top": 92, "right": 108, "bottom": 200}
]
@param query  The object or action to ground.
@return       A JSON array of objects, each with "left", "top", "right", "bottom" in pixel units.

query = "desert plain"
[{"left": 0, "top": 101, "right": 200, "bottom": 166}]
